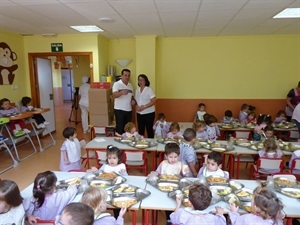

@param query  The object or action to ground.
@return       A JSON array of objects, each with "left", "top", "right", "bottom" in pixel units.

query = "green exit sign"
[{"left": 51, "top": 43, "right": 63, "bottom": 52}]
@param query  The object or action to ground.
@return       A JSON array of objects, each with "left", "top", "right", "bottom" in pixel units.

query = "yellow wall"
[
  {"left": 72, "top": 55, "right": 90, "bottom": 87},
  {"left": 97, "top": 35, "right": 109, "bottom": 82},
  {"left": 155, "top": 35, "right": 300, "bottom": 99}
]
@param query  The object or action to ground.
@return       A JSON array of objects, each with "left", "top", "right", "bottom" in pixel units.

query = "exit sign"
[{"left": 51, "top": 43, "right": 63, "bottom": 52}]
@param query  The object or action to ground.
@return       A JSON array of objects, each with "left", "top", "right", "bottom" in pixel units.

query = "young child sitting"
[
  {"left": 253, "top": 114, "right": 272, "bottom": 141},
  {"left": 179, "top": 128, "right": 197, "bottom": 177},
  {"left": 222, "top": 110, "right": 236, "bottom": 124},
  {"left": 20, "top": 96, "right": 49, "bottom": 128},
  {"left": 289, "top": 149, "right": 300, "bottom": 174},
  {"left": 205, "top": 115, "right": 220, "bottom": 141},
  {"left": 239, "top": 103, "right": 249, "bottom": 124},
  {"left": 167, "top": 122, "right": 183, "bottom": 139},
  {"left": 0, "top": 98, "right": 31, "bottom": 136},
  {"left": 153, "top": 113, "right": 170, "bottom": 138},
  {"left": 197, "top": 151, "right": 229, "bottom": 178},
  {"left": 247, "top": 111, "right": 257, "bottom": 124},
  {"left": 194, "top": 103, "right": 206, "bottom": 122},
  {"left": 262, "top": 125, "right": 277, "bottom": 140},
  {"left": 81, "top": 187, "right": 126, "bottom": 225},
  {"left": 193, "top": 120, "right": 208, "bottom": 140},
  {"left": 274, "top": 110, "right": 287, "bottom": 124},
  {"left": 122, "top": 122, "right": 140, "bottom": 138},
  {"left": 170, "top": 183, "right": 226, "bottom": 225}
]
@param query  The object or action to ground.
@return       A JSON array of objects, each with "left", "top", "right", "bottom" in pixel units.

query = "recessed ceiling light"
[
  {"left": 98, "top": 17, "right": 115, "bottom": 23},
  {"left": 273, "top": 8, "right": 300, "bottom": 18},
  {"left": 70, "top": 25, "right": 103, "bottom": 32}
]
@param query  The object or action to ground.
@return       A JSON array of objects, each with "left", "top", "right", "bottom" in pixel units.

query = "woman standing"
[
  {"left": 79, "top": 76, "right": 90, "bottom": 133},
  {"left": 135, "top": 74, "right": 156, "bottom": 138},
  {"left": 285, "top": 81, "right": 300, "bottom": 121}
]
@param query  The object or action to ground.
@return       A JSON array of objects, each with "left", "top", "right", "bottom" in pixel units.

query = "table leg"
[
  {"left": 130, "top": 210, "right": 136, "bottom": 225},
  {"left": 144, "top": 209, "right": 150, "bottom": 225}
]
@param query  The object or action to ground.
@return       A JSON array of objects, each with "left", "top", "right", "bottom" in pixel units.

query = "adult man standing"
[{"left": 113, "top": 69, "right": 135, "bottom": 135}]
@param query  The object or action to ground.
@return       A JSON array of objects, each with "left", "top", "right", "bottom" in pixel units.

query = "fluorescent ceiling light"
[
  {"left": 273, "top": 8, "right": 300, "bottom": 18},
  {"left": 70, "top": 25, "right": 103, "bottom": 32}
]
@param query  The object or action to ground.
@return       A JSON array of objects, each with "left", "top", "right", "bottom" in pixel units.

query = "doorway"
[{"left": 61, "top": 68, "right": 74, "bottom": 101}]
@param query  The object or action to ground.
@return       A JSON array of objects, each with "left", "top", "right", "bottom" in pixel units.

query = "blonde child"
[
  {"left": 229, "top": 186, "right": 284, "bottom": 225},
  {"left": 253, "top": 114, "right": 272, "bottom": 141},
  {"left": 23, "top": 171, "right": 78, "bottom": 222},
  {"left": 179, "top": 128, "right": 197, "bottom": 177},
  {"left": 247, "top": 111, "right": 257, "bottom": 124},
  {"left": 167, "top": 122, "right": 183, "bottom": 139},
  {"left": 197, "top": 151, "right": 229, "bottom": 178},
  {"left": 153, "top": 113, "right": 170, "bottom": 138},
  {"left": 239, "top": 103, "right": 249, "bottom": 124},
  {"left": 0, "top": 180, "right": 25, "bottom": 225},
  {"left": 274, "top": 110, "right": 287, "bottom": 124},
  {"left": 122, "top": 122, "right": 140, "bottom": 138},
  {"left": 192, "top": 120, "right": 208, "bottom": 140},
  {"left": 194, "top": 103, "right": 206, "bottom": 122},
  {"left": 222, "top": 110, "right": 236, "bottom": 124},
  {"left": 60, "top": 127, "right": 82, "bottom": 171},
  {"left": 92, "top": 145, "right": 128, "bottom": 175},
  {"left": 205, "top": 115, "right": 220, "bottom": 141},
  {"left": 0, "top": 98, "right": 31, "bottom": 136},
  {"left": 81, "top": 187, "right": 126, "bottom": 225},
  {"left": 170, "top": 183, "right": 226, "bottom": 225}
]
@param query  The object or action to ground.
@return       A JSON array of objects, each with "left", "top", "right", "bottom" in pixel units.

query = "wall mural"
[{"left": 0, "top": 42, "right": 18, "bottom": 85}]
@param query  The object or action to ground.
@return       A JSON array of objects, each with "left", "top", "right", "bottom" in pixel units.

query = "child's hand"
[
  {"left": 229, "top": 203, "right": 239, "bottom": 212},
  {"left": 176, "top": 194, "right": 183, "bottom": 205},
  {"left": 91, "top": 166, "right": 98, "bottom": 172},
  {"left": 119, "top": 207, "right": 127, "bottom": 218},
  {"left": 27, "top": 215, "right": 38, "bottom": 225},
  {"left": 215, "top": 206, "right": 224, "bottom": 215},
  {"left": 64, "top": 160, "right": 70, "bottom": 165}
]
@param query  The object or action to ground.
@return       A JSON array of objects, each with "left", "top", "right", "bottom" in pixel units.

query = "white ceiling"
[{"left": 0, "top": 0, "right": 300, "bottom": 39}]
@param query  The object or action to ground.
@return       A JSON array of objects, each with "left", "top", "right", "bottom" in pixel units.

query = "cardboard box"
[
  {"left": 90, "top": 114, "right": 113, "bottom": 126},
  {"left": 89, "top": 88, "right": 112, "bottom": 103},
  {"left": 89, "top": 102, "right": 113, "bottom": 114},
  {"left": 92, "top": 82, "right": 112, "bottom": 89}
]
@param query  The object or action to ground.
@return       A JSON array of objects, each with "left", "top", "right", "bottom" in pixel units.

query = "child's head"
[
  {"left": 193, "top": 120, "right": 206, "bottom": 132},
  {"left": 157, "top": 113, "right": 165, "bottom": 122},
  {"left": 264, "top": 125, "right": 275, "bottom": 138},
  {"left": 198, "top": 103, "right": 206, "bottom": 111},
  {"left": 164, "top": 143, "right": 180, "bottom": 164},
  {"left": 205, "top": 114, "right": 217, "bottom": 126},
  {"left": 63, "top": 127, "right": 77, "bottom": 139},
  {"left": 207, "top": 151, "right": 222, "bottom": 172},
  {"left": 81, "top": 186, "right": 107, "bottom": 215},
  {"left": 263, "top": 139, "right": 277, "bottom": 153},
  {"left": 252, "top": 186, "right": 284, "bottom": 221},
  {"left": 188, "top": 183, "right": 212, "bottom": 210},
  {"left": 248, "top": 105, "right": 256, "bottom": 112},
  {"left": 224, "top": 110, "right": 233, "bottom": 119},
  {"left": 124, "top": 122, "right": 136, "bottom": 134},
  {"left": 276, "top": 110, "right": 286, "bottom": 118},
  {"left": 257, "top": 114, "right": 272, "bottom": 125},
  {"left": 203, "top": 113, "right": 210, "bottom": 122},
  {"left": 21, "top": 96, "right": 32, "bottom": 106},
  {"left": 241, "top": 103, "right": 249, "bottom": 112},
  {"left": 57, "top": 202, "right": 94, "bottom": 225},
  {"left": 0, "top": 180, "right": 23, "bottom": 212},
  {"left": 248, "top": 111, "right": 256, "bottom": 120},
  {"left": 183, "top": 128, "right": 196, "bottom": 142},
  {"left": 0, "top": 98, "right": 10, "bottom": 110},
  {"left": 169, "top": 122, "right": 180, "bottom": 134},
  {"left": 33, "top": 171, "right": 57, "bottom": 208},
  {"left": 106, "top": 145, "right": 123, "bottom": 165}
]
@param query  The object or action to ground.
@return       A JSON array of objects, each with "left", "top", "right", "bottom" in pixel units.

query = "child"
[
  {"left": 239, "top": 103, "right": 249, "bottom": 124},
  {"left": 258, "top": 139, "right": 283, "bottom": 174},
  {"left": 122, "top": 122, "right": 140, "bottom": 138},
  {"left": 167, "top": 122, "right": 183, "bottom": 139},
  {"left": 81, "top": 187, "right": 126, "bottom": 225},
  {"left": 253, "top": 114, "right": 272, "bottom": 141},
  {"left": 247, "top": 111, "right": 257, "bottom": 124},
  {"left": 60, "top": 127, "right": 82, "bottom": 171},
  {"left": 197, "top": 151, "right": 229, "bottom": 178},
  {"left": 170, "top": 183, "right": 226, "bottom": 225},
  {"left": 194, "top": 103, "right": 206, "bottom": 122},
  {"left": 153, "top": 113, "right": 170, "bottom": 138},
  {"left": 179, "top": 128, "right": 197, "bottom": 177},
  {"left": 56, "top": 202, "right": 94, "bottom": 225},
  {"left": 91, "top": 145, "right": 128, "bottom": 175},
  {"left": 192, "top": 120, "right": 208, "bottom": 140},
  {"left": 263, "top": 125, "right": 277, "bottom": 140},
  {"left": 274, "top": 110, "right": 287, "bottom": 124},
  {"left": 222, "top": 110, "right": 236, "bottom": 124},
  {"left": 20, "top": 96, "right": 49, "bottom": 128},
  {"left": 289, "top": 149, "right": 300, "bottom": 174},
  {"left": 0, "top": 180, "right": 25, "bottom": 225},
  {"left": 205, "top": 115, "right": 220, "bottom": 141},
  {"left": 24, "top": 171, "right": 78, "bottom": 222},
  {"left": 0, "top": 98, "right": 31, "bottom": 136},
  {"left": 229, "top": 185, "right": 284, "bottom": 225}
]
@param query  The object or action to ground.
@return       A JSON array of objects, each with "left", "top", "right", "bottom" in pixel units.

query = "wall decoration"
[{"left": 0, "top": 42, "right": 18, "bottom": 85}]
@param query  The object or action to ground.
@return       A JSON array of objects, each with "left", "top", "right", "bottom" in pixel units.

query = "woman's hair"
[
  {"left": 257, "top": 114, "right": 272, "bottom": 125},
  {"left": 33, "top": 171, "right": 57, "bottom": 208},
  {"left": 252, "top": 186, "right": 284, "bottom": 222},
  {"left": 138, "top": 74, "right": 150, "bottom": 87},
  {"left": 106, "top": 145, "right": 123, "bottom": 164},
  {"left": 263, "top": 139, "right": 277, "bottom": 153},
  {"left": 189, "top": 183, "right": 212, "bottom": 210},
  {"left": 21, "top": 96, "right": 32, "bottom": 106},
  {"left": 165, "top": 143, "right": 180, "bottom": 156},
  {"left": 0, "top": 180, "right": 23, "bottom": 207},
  {"left": 124, "top": 122, "right": 136, "bottom": 133},
  {"left": 276, "top": 110, "right": 286, "bottom": 117},
  {"left": 62, "top": 202, "right": 94, "bottom": 225},
  {"left": 193, "top": 120, "right": 205, "bottom": 130},
  {"left": 169, "top": 122, "right": 180, "bottom": 132},
  {"left": 224, "top": 110, "right": 233, "bottom": 117},
  {"left": 157, "top": 113, "right": 165, "bottom": 120},
  {"left": 81, "top": 187, "right": 107, "bottom": 215},
  {"left": 63, "top": 127, "right": 76, "bottom": 138},
  {"left": 205, "top": 114, "right": 217, "bottom": 125},
  {"left": 183, "top": 128, "right": 196, "bottom": 142}
]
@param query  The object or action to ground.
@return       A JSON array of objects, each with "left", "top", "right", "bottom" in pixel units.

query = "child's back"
[{"left": 229, "top": 211, "right": 283, "bottom": 225}]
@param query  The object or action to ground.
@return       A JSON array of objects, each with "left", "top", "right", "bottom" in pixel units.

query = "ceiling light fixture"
[
  {"left": 70, "top": 25, "right": 103, "bottom": 32},
  {"left": 42, "top": 33, "right": 57, "bottom": 37},
  {"left": 274, "top": 8, "right": 300, "bottom": 18},
  {"left": 98, "top": 17, "right": 115, "bottom": 23}
]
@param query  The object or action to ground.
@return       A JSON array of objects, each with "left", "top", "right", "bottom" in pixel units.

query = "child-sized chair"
[
  {"left": 123, "top": 151, "right": 148, "bottom": 176},
  {"left": 290, "top": 158, "right": 300, "bottom": 179},
  {"left": 250, "top": 157, "right": 284, "bottom": 179},
  {"left": 0, "top": 134, "right": 19, "bottom": 174}
]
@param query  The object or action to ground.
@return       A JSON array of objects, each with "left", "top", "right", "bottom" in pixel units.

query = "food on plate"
[
  {"left": 228, "top": 196, "right": 238, "bottom": 204},
  {"left": 212, "top": 147, "right": 226, "bottom": 152},
  {"left": 160, "top": 174, "right": 179, "bottom": 180},
  {"left": 183, "top": 189, "right": 189, "bottom": 195},
  {"left": 67, "top": 177, "right": 81, "bottom": 185},
  {"left": 275, "top": 179, "right": 296, "bottom": 186},
  {"left": 90, "top": 183, "right": 107, "bottom": 188},
  {"left": 238, "top": 142, "right": 251, "bottom": 147},
  {"left": 236, "top": 191, "right": 252, "bottom": 198},
  {"left": 250, "top": 145, "right": 258, "bottom": 150},
  {"left": 243, "top": 206, "right": 253, "bottom": 212},
  {"left": 281, "top": 190, "right": 300, "bottom": 198},
  {"left": 158, "top": 185, "right": 175, "bottom": 192},
  {"left": 114, "top": 187, "right": 125, "bottom": 193},
  {"left": 135, "top": 144, "right": 148, "bottom": 149},
  {"left": 98, "top": 173, "right": 117, "bottom": 179},
  {"left": 218, "top": 187, "right": 232, "bottom": 195},
  {"left": 182, "top": 198, "right": 190, "bottom": 207},
  {"left": 206, "top": 177, "right": 227, "bottom": 183},
  {"left": 113, "top": 199, "right": 137, "bottom": 208},
  {"left": 124, "top": 187, "right": 135, "bottom": 192}
]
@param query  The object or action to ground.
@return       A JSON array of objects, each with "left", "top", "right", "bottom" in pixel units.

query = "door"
[
  {"left": 36, "top": 58, "right": 55, "bottom": 134},
  {"left": 61, "top": 69, "right": 74, "bottom": 101}
]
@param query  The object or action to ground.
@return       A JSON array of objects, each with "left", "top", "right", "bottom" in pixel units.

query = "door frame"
[{"left": 28, "top": 52, "right": 93, "bottom": 107}]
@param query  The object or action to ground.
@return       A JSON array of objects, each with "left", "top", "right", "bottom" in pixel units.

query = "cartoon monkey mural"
[{"left": 0, "top": 42, "right": 18, "bottom": 85}]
